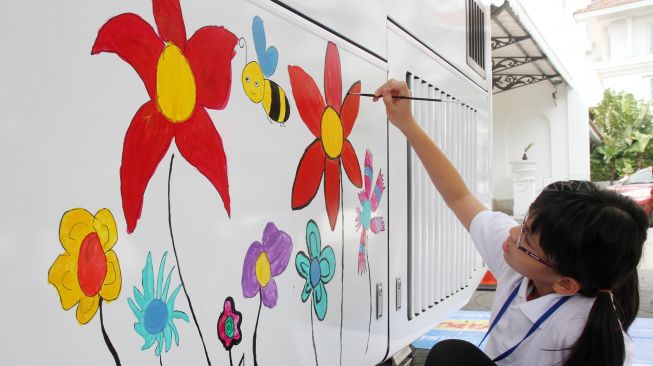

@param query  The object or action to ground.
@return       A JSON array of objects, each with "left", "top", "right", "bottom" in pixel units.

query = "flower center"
[
  {"left": 144, "top": 299, "right": 169, "bottom": 335},
  {"left": 224, "top": 316, "right": 235, "bottom": 338},
  {"left": 255, "top": 252, "right": 272, "bottom": 287},
  {"left": 309, "top": 257, "right": 321, "bottom": 288},
  {"left": 321, "top": 107, "right": 344, "bottom": 159},
  {"left": 361, "top": 201, "right": 372, "bottom": 230},
  {"left": 77, "top": 232, "right": 107, "bottom": 297},
  {"left": 156, "top": 43, "right": 197, "bottom": 123}
]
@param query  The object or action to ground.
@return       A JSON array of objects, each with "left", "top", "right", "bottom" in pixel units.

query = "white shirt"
[{"left": 470, "top": 210, "right": 633, "bottom": 366}]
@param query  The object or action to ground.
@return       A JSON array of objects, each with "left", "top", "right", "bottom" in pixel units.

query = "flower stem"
[
  {"left": 339, "top": 183, "right": 344, "bottom": 366},
  {"left": 168, "top": 154, "right": 211, "bottom": 366},
  {"left": 99, "top": 299, "right": 121, "bottom": 366},
  {"left": 365, "top": 252, "right": 372, "bottom": 354},
  {"left": 252, "top": 295, "right": 263, "bottom": 366},
  {"left": 229, "top": 349, "right": 234, "bottom": 366},
  {"left": 159, "top": 354, "right": 163, "bottom": 366},
  {"left": 311, "top": 304, "right": 319, "bottom": 366}
]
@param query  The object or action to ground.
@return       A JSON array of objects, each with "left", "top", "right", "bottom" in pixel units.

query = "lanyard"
[{"left": 479, "top": 283, "right": 571, "bottom": 362}]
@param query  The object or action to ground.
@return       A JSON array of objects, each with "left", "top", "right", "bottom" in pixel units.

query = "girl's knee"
[{"left": 425, "top": 339, "right": 494, "bottom": 366}]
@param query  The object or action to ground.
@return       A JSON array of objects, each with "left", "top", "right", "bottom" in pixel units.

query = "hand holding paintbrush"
[{"left": 367, "top": 79, "right": 416, "bottom": 133}]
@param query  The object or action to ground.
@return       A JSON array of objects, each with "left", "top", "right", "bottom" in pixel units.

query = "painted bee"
[{"left": 241, "top": 16, "right": 290, "bottom": 125}]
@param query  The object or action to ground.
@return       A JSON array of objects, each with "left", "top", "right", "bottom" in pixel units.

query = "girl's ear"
[{"left": 553, "top": 277, "right": 581, "bottom": 295}]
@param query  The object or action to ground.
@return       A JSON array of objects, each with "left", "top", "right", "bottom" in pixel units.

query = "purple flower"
[{"left": 241, "top": 222, "right": 292, "bottom": 308}]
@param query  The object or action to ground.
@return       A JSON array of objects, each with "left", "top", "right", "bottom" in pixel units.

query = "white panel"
[
  {"left": 0, "top": 1, "right": 389, "bottom": 365},
  {"left": 264, "top": 0, "right": 389, "bottom": 60},
  {"left": 427, "top": 84, "right": 436, "bottom": 309},
  {"left": 387, "top": 0, "right": 492, "bottom": 91},
  {"left": 419, "top": 80, "right": 429, "bottom": 313},
  {"left": 436, "top": 90, "right": 447, "bottom": 302},
  {"left": 411, "top": 76, "right": 422, "bottom": 317},
  {"left": 387, "top": 20, "right": 491, "bottom": 356},
  {"left": 445, "top": 93, "right": 454, "bottom": 298},
  {"left": 407, "top": 75, "right": 417, "bottom": 319},
  {"left": 406, "top": 76, "right": 482, "bottom": 316}
]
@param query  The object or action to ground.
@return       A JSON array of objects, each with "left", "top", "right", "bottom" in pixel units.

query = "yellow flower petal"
[
  {"left": 93, "top": 208, "right": 118, "bottom": 252},
  {"left": 48, "top": 253, "right": 82, "bottom": 310},
  {"left": 59, "top": 208, "right": 94, "bottom": 256},
  {"left": 99, "top": 251, "right": 122, "bottom": 301},
  {"left": 76, "top": 295, "right": 100, "bottom": 324}
]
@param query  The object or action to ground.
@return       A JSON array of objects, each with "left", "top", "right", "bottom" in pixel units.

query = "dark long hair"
[{"left": 528, "top": 181, "right": 646, "bottom": 366}]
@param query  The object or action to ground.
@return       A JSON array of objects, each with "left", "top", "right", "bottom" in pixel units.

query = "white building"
[
  {"left": 491, "top": 0, "right": 596, "bottom": 215},
  {"left": 575, "top": 0, "right": 653, "bottom": 104}
]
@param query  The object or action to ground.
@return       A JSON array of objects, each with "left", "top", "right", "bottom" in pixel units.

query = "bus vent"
[
  {"left": 406, "top": 72, "right": 483, "bottom": 319},
  {"left": 466, "top": 0, "right": 486, "bottom": 77}
]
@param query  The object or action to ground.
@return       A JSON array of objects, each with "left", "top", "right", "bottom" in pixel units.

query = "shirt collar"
[{"left": 515, "top": 278, "right": 569, "bottom": 329}]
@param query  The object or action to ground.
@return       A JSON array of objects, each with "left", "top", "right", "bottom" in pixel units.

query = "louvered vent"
[
  {"left": 466, "top": 0, "right": 486, "bottom": 76},
  {"left": 406, "top": 72, "right": 482, "bottom": 319}
]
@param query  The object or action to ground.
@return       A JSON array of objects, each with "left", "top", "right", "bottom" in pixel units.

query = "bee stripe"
[
  {"left": 282, "top": 95, "right": 290, "bottom": 122},
  {"left": 268, "top": 82, "right": 281, "bottom": 121}
]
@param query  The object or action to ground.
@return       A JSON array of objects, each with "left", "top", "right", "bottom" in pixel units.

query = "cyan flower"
[
  {"left": 128, "top": 251, "right": 189, "bottom": 356},
  {"left": 295, "top": 220, "right": 336, "bottom": 320}
]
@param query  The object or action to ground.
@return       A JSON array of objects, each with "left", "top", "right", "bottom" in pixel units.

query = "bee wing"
[{"left": 252, "top": 15, "right": 278, "bottom": 77}]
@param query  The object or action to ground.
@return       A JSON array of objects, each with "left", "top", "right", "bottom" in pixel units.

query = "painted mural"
[
  {"left": 241, "top": 222, "right": 293, "bottom": 366},
  {"left": 48, "top": 208, "right": 123, "bottom": 363},
  {"left": 355, "top": 149, "right": 386, "bottom": 352},
  {"left": 89, "top": 0, "right": 239, "bottom": 363},
  {"left": 295, "top": 219, "right": 336, "bottom": 365},
  {"left": 288, "top": 41, "right": 363, "bottom": 231},
  {"left": 288, "top": 41, "right": 365, "bottom": 364},
  {"left": 128, "top": 252, "right": 190, "bottom": 361},
  {"left": 217, "top": 296, "right": 245, "bottom": 366},
  {"left": 45, "top": 1, "right": 385, "bottom": 365},
  {"left": 241, "top": 16, "right": 291, "bottom": 125}
]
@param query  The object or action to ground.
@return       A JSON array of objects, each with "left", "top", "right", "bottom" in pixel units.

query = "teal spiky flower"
[{"left": 128, "top": 251, "right": 189, "bottom": 356}]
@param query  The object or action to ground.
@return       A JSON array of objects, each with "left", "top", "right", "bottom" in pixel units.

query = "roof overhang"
[
  {"left": 574, "top": 0, "right": 653, "bottom": 20},
  {"left": 491, "top": 0, "right": 572, "bottom": 94}
]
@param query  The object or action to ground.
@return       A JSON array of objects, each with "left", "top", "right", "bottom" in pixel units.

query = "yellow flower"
[{"left": 48, "top": 208, "right": 122, "bottom": 324}]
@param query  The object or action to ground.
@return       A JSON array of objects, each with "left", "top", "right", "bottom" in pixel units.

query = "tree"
[{"left": 590, "top": 89, "right": 653, "bottom": 182}]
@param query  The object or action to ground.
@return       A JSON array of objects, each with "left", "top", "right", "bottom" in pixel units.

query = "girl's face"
[{"left": 503, "top": 218, "right": 560, "bottom": 284}]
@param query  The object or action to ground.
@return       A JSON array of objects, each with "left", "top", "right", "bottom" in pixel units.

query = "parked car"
[{"left": 607, "top": 167, "right": 653, "bottom": 225}]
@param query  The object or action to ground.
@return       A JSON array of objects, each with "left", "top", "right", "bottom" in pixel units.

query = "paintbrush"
[{"left": 347, "top": 92, "right": 465, "bottom": 104}]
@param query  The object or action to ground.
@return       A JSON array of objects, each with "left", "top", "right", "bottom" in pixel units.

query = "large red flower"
[
  {"left": 288, "top": 42, "right": 363, "bottom": 231},
  {"left": 92, "top": 0, "right": 238, "bottom": 233}
]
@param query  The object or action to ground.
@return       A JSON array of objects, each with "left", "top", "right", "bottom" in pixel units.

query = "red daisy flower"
[
  {"left": 92, "top": 0, "right": 237, "bottom": 233},
  {"left": 288, "top": 42, "right": 363, "bottom": 230}
]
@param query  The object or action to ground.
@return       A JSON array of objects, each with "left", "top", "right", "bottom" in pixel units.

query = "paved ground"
[
  {"left": 463, "top": 228, "right": 653, "bottom": 317},
  {"left": 639, "top": 228, "right": 653, "bottom": 317}
]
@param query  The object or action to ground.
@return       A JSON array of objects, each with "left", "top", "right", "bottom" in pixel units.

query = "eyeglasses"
[{"left": 516, "top": 216, "right": 556, "bottom": 270}]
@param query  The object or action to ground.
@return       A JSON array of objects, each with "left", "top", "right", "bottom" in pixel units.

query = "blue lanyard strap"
[{"left": 479, "top": 283, "right": 571, "bottom": 362}]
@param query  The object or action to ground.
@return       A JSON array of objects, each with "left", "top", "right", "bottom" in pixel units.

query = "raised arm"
[{"left": 374, "top": 79, "right": 487, "bottom": 231}]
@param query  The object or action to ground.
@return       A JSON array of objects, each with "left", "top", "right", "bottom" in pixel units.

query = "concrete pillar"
[{"left": 510, "top": 161, "right": 539, "bottom": 218}]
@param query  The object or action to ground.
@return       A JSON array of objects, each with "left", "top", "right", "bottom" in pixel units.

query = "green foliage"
[{"left": 590, "top": 89, "right": 653, "bottom": 182}]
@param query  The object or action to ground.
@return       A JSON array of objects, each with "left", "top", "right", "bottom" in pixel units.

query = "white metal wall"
[{"left": 387, "top": 16, "right": 492, "bottom": 355}]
